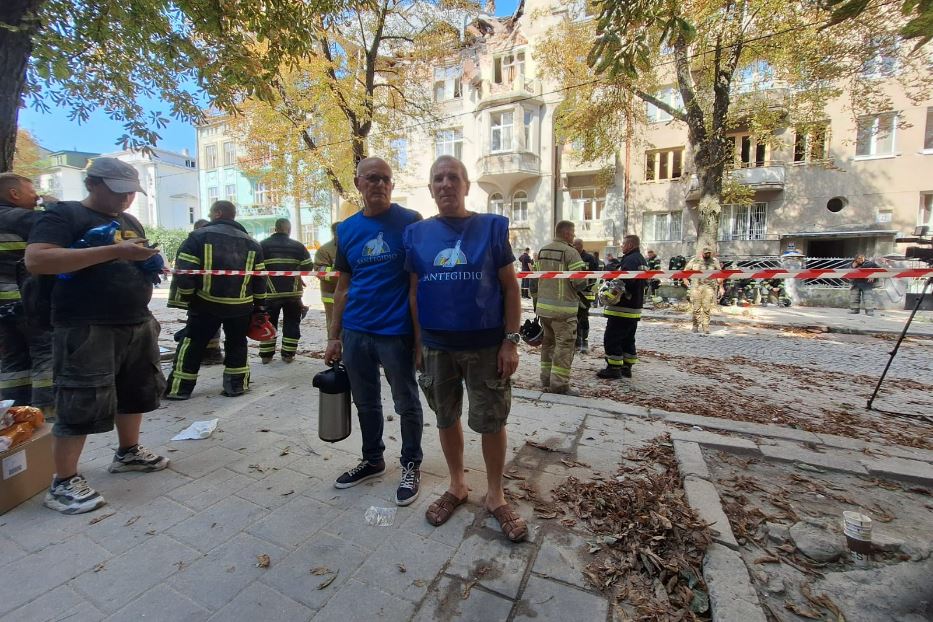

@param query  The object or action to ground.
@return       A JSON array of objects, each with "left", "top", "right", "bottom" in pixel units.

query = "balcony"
[
  {"left": 476, "top": 151, "right": 540, "bottom": 186},
  {"left": 684, "top": 163, "right": 786, "bottom": 200},
  {"left": 574, "top": 220, "right": 614, "bottom": 242},
  {"left": 476, "top": 78, "right": 543, "bottom": 111},
  {"left": 731, "top": 87, "right": 791, "bottom": 120}
]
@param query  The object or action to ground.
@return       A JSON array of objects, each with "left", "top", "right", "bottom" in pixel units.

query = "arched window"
[
  {"left": 489, "top": 193, "right": 505, "bottom": 216},
  {"left": 512, "top": 191, "right": 528, "bottom": 223}
]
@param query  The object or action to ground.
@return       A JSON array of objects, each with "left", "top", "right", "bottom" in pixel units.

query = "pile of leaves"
[{"left": 552, "top": 435, "right": 713, "bottom": 621}]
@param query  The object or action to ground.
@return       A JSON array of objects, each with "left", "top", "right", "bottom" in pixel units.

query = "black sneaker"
[
  {"left": 334, "top": 460, "right": 386, "bottom": 489},
  {"left": 44, "top": 475, "right": 107, "bottom": 514},
  {"left": 395, "top": 461, "right": 420, "bottom": 506},
  {"left": 596, "top": 366, "right": 623, "bottom": 379},
  {"left": 620, "top": 365, "right": 633, "bottom": 378},
  {"left": 108, "top": 445, "right": 170, "bottom": 473}
]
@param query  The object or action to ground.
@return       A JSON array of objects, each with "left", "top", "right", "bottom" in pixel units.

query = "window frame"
[
  {"left": 490, "top": 111, "right": 514, "bottom": 153},
  {"left": 434, "top": 128, "right": 464, "bottom": 160},
  {"left": 793, "top": 124, "right": 830, "bottom": 163},
  {"left": 720, "top": 202, "right": 769, "bottom": 241},
  {"left": 923, "top": 107, "right": 933, "bottom": 153},
  {"left": 222, "top": 141, "right": 236, "bottom": 167},
  {"left": 204, "top": 145, "right": 218, "bottom": 169},
  {"left": 920, "top": 193, "right": 933, "bottom": 228},
  {"left": 643, "top": 211, "right": 683, "bottom": 242},
  {"left": 645, "top": 87, "right": 683, "bottom": 123},
  {"left": 644, "top": 147, "right": 685, "bottom": 181},
  {"left": 494, "top": 50, "right": 526, "bottom": 85},
  {"left": 568, "top": 187, "right": 606, "bottom": 222},
  {"left": 855, "top": 112, "right": 898, "bottom": 159},
  {"left": 489, "top": 192, "right": 506, "bottom": 216},
  {"left": 224, "top": 183, "right": 237, "bottom": 202},
  {"left": 433, "top": 65, "right": 463, "bottom": 102},
  {"left": 511, "top": 191, "right": 528, "bottom": 224}
]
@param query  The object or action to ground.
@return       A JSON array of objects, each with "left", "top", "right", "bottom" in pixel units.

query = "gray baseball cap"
[{"left": 86, "top": 157, "right": 147, "bottom": 195}]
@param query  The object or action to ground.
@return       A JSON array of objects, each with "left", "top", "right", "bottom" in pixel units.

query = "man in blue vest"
[
  {"left": 404, "top": 155, "right": 527, "bottom": 542},
  {"left": 324, "top": 157, "right": 424, "bottom": 507}
]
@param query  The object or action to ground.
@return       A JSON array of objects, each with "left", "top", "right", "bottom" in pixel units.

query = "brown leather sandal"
[
  {"left": 489, "top": 503, "right": 528, "bottom": 542},
  {"left": 425, "top": 491, "right": 468, "bottom": 527}
]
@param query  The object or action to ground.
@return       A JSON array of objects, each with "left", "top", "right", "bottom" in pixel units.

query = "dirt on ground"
[{"left": 706, "top": 450, "right": 933, "bottom": 622}]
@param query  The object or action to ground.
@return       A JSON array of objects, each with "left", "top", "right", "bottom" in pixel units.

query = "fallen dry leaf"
[
  {"left": 93, "top": 562, "right": 106, "bottom": 573},
  {"left": 310, "top": 566, "right": 331, "bottom": 576},
  {"left": 280, "top": 447, "right": 290, "bottom": 456},
  {"left": 318, "top": 569, "right": 339, "bottom": 589},
  {"left": 397, "top": 564, "right": 407, "bottom": 573},
  {"left": 256, "top": 554, "right": 271, "bottom": 569},
  {"left": 124, "top": 515, "right": 141, "bottom": 527},
  {"left": 88, "top": 512, "right": 116, "bottom": 525}
]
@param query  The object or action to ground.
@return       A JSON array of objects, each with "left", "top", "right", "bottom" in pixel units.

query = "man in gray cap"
[{"left": 26, "top": 157, "right": 170, "bottom": 515}]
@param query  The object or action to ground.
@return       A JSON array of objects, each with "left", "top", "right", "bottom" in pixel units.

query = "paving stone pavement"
[{"left": 2, "top": 293, "right": 930, "bottom": 621}]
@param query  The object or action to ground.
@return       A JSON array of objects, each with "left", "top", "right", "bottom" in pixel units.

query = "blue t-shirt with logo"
[
  {"left": 335, "top": 203, "right": 422, "bottom": 335},
  {"left": 403, "top": 213, "right": 514, "bottom": 350}
]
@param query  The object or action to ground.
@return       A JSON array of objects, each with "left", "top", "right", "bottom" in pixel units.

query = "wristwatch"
[{"left": 504, "top": 332, "right": 521, "bottom": 345}]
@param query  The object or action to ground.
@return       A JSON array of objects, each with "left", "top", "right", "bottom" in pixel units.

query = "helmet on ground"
[
  {"left": 520, "top": 317, "right": 543, "bottom": 346},
  {"left": 247, "top": 312, "right": 277, "bottom": 341}
]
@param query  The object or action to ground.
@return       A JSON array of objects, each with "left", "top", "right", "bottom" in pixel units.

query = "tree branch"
[{"left": 633, "top": 89, "right": 687, "bottom": 122}]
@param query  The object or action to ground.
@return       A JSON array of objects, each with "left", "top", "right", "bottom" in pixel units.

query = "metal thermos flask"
[{"left": 312, "top": 363, "right": 352, "bottom": 442}]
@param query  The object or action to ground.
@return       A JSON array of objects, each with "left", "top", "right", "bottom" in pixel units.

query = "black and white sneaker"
[
  {"left": 44, "top": 475, "right": 107, "bottom": 514},
  {"left": 395, "top": 461, "right": 420, "bottom": 506},
  {"left": 108, "top": 445, "right": 170, "bottom": 473},
  {"left": 334, "top": 460, "right": 386, "bottom": 489}
]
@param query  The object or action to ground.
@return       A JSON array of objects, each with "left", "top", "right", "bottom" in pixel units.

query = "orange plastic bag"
[
  {"left": 0, "top": 422, "right": 34, "bottom": 449},
  {"left": 8, "top": 406, "right": 44, "bottom": 429}
]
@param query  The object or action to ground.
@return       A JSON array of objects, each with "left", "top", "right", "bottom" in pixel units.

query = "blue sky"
[{"left": 19, "top": 0, "right": 523, "bottom": 157}]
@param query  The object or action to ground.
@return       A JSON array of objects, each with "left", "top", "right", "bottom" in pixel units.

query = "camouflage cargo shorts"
[{"left": 417, "top": 345, "right": 511, "bottom": 434}]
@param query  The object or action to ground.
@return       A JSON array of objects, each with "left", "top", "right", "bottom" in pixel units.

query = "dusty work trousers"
[
  {"left": 259, "top": 298, "right": 302, "bottom": 360},
  {"left": 691, "top": 285, "right": 717, "bottom": 330},
  {"left": 323, "top": 302, "right": 334, "bottom": 337},
  {"left": 604, "top": 316, "right": 638, "bottom": 368},
  {"left": 849, "top": 286, "right": 875, "bottom": 312},
  {"left": 540, "top": 315, "right": 577, "bottom": 392},
  {"left": 0, "top": 314, "right": 53, "bottom": 409},
  {"left": 166, "top": 311, "right": 251, "bottom": 398}
]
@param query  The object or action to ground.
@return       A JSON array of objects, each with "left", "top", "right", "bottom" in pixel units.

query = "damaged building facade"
[{"left": 393, "top": 0, "right": 932, "bottom": 265}]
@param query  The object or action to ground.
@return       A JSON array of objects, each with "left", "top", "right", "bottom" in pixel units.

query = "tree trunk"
[
  {"left": 693, "top": 152, "right": 726, "bottom": 253},
  {"left": 0, "top": 0, "right": 43, "bottom": 172}
]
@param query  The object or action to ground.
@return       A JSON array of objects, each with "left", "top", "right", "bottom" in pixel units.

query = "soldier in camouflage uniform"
[
  {"left": 684, "top": 247, "right": 722, "bottom": 334},
  {"left": 534, "top": 222, "right": 588, "bottom": 394}
]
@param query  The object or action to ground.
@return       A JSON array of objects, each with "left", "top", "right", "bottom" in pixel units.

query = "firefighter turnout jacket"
[
  {"left": 534, "top": 239, "right": 588, "bottom": 318},
  {"left": 313, "top": 239, "right": 338, "bottom": 305},
  {"left": 171, "top": 219, "right": 266, "bottom": 317},
  {"left": 260, "top": 232, "right": 311, "bottom": 300},
  {"left": 604, "top": 249, "right": 647, "bottom": 319},
  {"left": 0, "top": 203, "right": 40, "bottom": 305}
]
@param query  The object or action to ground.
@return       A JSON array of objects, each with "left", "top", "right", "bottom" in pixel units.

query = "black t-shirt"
[{"left": 28, "top": 201, "right": 153, "bottom": 327}]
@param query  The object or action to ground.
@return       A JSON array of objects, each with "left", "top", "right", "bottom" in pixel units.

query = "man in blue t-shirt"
[
  {"left": 404, "top": 155, "right": 527, "bottom": 542},
  {"left": 324, "top": 157, "right": 424, "bottom": 507}
]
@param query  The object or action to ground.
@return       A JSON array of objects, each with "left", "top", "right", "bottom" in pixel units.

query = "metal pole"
[{"left": 867, "top": 277, "right": 931, "bottom": 410}]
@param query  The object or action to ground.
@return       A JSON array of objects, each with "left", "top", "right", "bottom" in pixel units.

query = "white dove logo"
[
  {"left": 363, "top": 232, "right": 389, "bottom": 257},
  {"left": 433, "top": 240, "right": 468, "bottom": 268}
]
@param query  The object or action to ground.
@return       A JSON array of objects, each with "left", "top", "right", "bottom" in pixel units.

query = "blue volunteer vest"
[{"left": 405, "top": 214, "right": 508, "bottom": 332}]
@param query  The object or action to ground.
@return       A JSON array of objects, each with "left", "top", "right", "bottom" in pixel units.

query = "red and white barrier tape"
[{"left": 171, "top": 268, "right": 932, "bottom": 280}]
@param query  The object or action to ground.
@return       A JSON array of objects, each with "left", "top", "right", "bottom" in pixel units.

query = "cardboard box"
[{"left": 0, "top": 424, "right": 54, "bottom": 515}]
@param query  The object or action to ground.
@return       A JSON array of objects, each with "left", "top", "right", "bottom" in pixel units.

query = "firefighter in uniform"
[
  {"left": 258, "top": 218, "right": 311, "bottom": 363},
  {"left": 165, "top": 200, "right": 266, "bottom": 399},
  {"left": 685, "top": 247, "right": 722, "bottom": 334},
  {"left": 313, "top": 222, "right": 338, "bottom": 335},
  {"left": 0, "top": 173, "right": 53, "bottom": 411},
  {"left": 168, "top": 218, "right": 224, "bottom": 364},
  {"left": 572, "top": 238, "right": 598, "bottom": 354},
  {"left": 645, "top": 249, "right": 662, "bottom": 299},
  {"left": 597, "top": 234, "right": 646, "bottom": 379},
  {"left": 534, "top": 221, "right": 588, "bottom": 394}
]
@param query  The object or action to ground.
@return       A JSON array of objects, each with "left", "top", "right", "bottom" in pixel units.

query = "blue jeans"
[{"left": 341, "top": 329, "right": 423, "bottom": 466}]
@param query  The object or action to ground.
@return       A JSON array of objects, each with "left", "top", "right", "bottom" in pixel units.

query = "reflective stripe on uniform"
[
  {"left": 240, "top": 251, "right": 256, "bottom": 299},
  {"left": 177, "top": 252, "right": 201, "bottom": 265},
  {"left": 0, "top": 241, "right": 27, "bottom": 251},
  {"left": 536, "top": 301, "right": 578, "bottom": 315},
  {"left": 0, "top": 370, "right": 32, "bottom": 388},
  {"left": 606, "top": 357, "right": 626, "bottom": 367},
  {"left": 0, "top": 290, "right": 21, "bottom": 300},
  {"left": 321, "top": 296, "right": 334, "bottom": 304},
  {"left": 567, "top": 260, "right": 586, "bottom": 270},
  {"left": 168, "top": 338, "right": 195, "bottom": 396},
  {"left": 604, "top": 309, "right": 642, "bottom": 319},
  {"left": 550, "top": 365, "right": 571, "bottom": 378},
  {"left": 203, "top": 244, "right": 213, "bottom": 293},
  {"left": 623, "top": 357, "right": 638, "bottom": 365},
  {"left": 223, "top": 366, "right": 250, "bottom": 375},
  {"left": 196, "top": 291, "right": 253, "bottom": 305}
]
